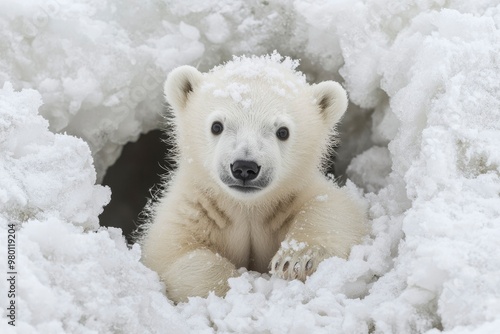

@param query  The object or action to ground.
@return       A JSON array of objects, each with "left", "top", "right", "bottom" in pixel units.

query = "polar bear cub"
[{"left": 140, "top": 53, "right": 367, "bottom": 302}]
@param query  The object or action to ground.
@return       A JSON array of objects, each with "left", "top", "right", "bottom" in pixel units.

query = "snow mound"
[
  {"left": 1, "top": 1, "right": 500, "bottom": 333},
  {"left": 0, "top": 1, "right": 204, "bottom": 179},
  {"left": 0, "top": 85, "right": 185, "bottom": 333},
  {"left": 0, "top": 83, "right": 109, "bottom": 230}
]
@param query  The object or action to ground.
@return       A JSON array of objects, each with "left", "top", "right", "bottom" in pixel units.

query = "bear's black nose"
[{"left": 231, "top": 160, "right": 260, "bottom": 181}]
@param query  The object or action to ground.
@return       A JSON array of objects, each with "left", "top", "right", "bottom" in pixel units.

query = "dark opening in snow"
[{"left": 99, "top": 130, "right": 173, "bottom": 243}]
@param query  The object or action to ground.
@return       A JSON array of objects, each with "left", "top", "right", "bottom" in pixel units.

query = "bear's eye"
[
  {"left": 211, "top": 121, "right": 223, "bottom": 135},
  {"left": 276, "top": 127, "right": 289, "bottom": 140}
]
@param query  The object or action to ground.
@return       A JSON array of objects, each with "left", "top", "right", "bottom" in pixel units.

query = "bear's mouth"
[
  {"left": 228, "top": 185, "right": 262, "bottom": 193},
  {"left": 219, "top": 167, "right": 271, "bottom": 194}
]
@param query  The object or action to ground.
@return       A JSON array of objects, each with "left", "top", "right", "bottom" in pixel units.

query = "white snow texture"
[{"left": 1, "top": 0, "right": 500, "bottom": 333}]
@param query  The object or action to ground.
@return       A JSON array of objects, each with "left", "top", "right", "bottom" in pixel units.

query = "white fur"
[{"left": 140, "top": 57, "right": 367, "bottom": 303}]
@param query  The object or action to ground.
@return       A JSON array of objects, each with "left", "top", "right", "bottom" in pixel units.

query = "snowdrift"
[{"left": 1, "top": 1, "right": 499, "bottom": 333}]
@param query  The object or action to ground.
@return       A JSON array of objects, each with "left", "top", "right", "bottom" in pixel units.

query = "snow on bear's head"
[{"left": 164, "top": 53, "right": 348, "bottom": 204}]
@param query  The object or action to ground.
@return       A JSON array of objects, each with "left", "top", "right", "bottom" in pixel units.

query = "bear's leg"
[
  {"left": 161, "top": 249, "right": 238, "bottom": 303},
  {"left": 270, "top": 188, "right": 366, "bottom": 281}
]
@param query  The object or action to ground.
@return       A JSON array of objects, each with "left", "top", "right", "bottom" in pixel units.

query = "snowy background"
[{"left": 1, "top": 0, "right": 500, "bottom": 333}]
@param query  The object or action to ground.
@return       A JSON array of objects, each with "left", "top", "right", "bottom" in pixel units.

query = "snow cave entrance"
[
  {"left": 98, "top": 104, "right": 375, "bottom": 243},
  {"left": 99, "top": 129, "right": 174, "bottom": 243}
]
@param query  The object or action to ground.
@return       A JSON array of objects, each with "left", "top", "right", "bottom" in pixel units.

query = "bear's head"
[{"left": 164, "top": 53, "right": 348, "bottom": 204}]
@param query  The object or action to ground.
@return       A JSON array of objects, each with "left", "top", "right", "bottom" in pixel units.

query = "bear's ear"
[
  {"left": 311, "top": 81, "right": 348, "bottom": 127},
  {"left": 164, "top": 65, "right": 203, "bottom": 111}
]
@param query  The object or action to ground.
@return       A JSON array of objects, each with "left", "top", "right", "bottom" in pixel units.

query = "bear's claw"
[{"left": 269, "top": 243, "right": 331, "bottom": 281}]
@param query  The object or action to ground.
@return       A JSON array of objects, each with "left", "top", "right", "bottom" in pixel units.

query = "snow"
[
  {"left": 315, "top": 194, "right": 329, "bottom": 202},
  {"left": 280, "top": 239, "right": 308, "bottom": 252},
  {"left": 213, "top": 83, "right": 249, "bottom": 103},
  {"left": 1, "top": 1, "right": 500, "bottom": 333},
  {"left": 210, "top": 53, "right": 305, "bottom": 107},
  {"left": 0, "top": 83, "right": 109, "bottom": 230}
]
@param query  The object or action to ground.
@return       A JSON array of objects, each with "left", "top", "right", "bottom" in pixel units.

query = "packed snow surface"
[{"left": 1, "top": 0, "right": 500, "bottom": 333}]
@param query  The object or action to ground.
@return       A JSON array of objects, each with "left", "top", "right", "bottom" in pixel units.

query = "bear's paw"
[{"left": 270, "top": 241, "right": 333, "bottom": 281}]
